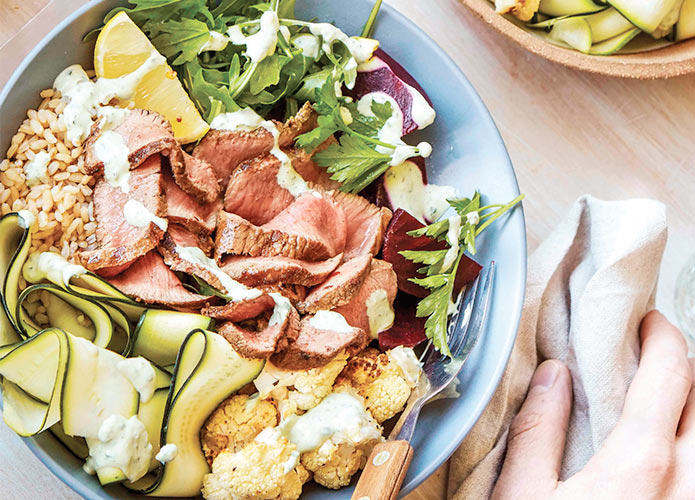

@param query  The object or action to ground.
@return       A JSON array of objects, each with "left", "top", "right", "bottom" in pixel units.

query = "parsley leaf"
[
  {"left": 400, "top": 193, "right": 524, "bottom": 355},
  {"left": 313, "top": 134, "right": 391, "bottom": 193}
]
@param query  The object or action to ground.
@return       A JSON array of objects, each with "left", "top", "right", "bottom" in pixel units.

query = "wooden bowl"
[{"left": 460, "top": 0, "right": 695, "bottom": 78}]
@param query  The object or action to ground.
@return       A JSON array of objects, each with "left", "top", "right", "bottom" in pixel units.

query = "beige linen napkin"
[{"left": 448, "top": 195, "right": 668, "bottom": 499}]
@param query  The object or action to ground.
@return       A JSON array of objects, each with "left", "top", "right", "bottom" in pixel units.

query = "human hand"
[{"left": 491, "top": 310, "right": 695, "bottom": 500}]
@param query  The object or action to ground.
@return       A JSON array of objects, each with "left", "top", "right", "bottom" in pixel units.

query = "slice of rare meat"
[
  {"left": 219, "top": 254, "right": 342, "bottom": 287},
  {"left": 333, "top": 259, "right": 398, "bottom": 338},
  {"left": 270, "top": 313, "right": 370, "bottom": 370},
  {"left": 79, "top": 155, "right": 165, "bottom": 277},
  {"left": 163, "top": 170, "right": 219, "bottom": 236},
  {"left": 84, "top": 109, "right": 177, "bottom": 175},
  {"left": 193, "top": 102, "right": 317, "bottom": 187},
  {"left": 168, "top": 148, "right": 221, "bottom": 205},
  {"left": 217, "top": 303, "right": 300, "bottom": 358},
  {"left": 158, "top": 224, "right": 222, "bottom": 291},
  {"left": 108, "top": 250, "right": 209, "bottom": 308},
  {"left": 297, "top": 254, "right": 372, "bottom": 314},
  {"left": 256, "top": 284, "right": 307, "bottom": 305},
  {"left": 223, "top": 146, "right": 338, "bottom": 226},
  {"left": 331, "top": 189, "right": 392, "bottom": 260},
  {"left": 223, "top": 154, "right": 295, "bottom": 225},
  {"left": 202, "top": 294, "right": 275, "bottom": 322},
  {"left": 215, "top": 192, "right": 347, "bottom": 261}
]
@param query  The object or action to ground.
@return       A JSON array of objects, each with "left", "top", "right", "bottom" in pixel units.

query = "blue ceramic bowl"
[{"left": 0, "top": 0, "right": 527, "bottom": 498}]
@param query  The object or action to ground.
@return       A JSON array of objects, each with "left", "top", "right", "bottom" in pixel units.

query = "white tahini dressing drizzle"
[
  {"left": 268, "top": 292, "right": 291, "bottom": 326},
  {"left": 227, "top": 10, "right": 280, "bottom": 63},
  {"left": 441, "top": 215, "right": 462, "bottom": 272},
  {"left": 210, "top": 107, "right": 309, "bottom": 197},
  {"left": 17, "top": 210, "right": 35, "bottom": 229},
  {"left": 309, "top": 310, "right": 354, "bottom": 334},
  {"left": 199, "top": 30, "right": 229, "bottom": 53},
  {"left": 23, "top": 251, "right": 86, "bottom": 286},
  {"left": 83, "top": 415, "right": 152, "bottom": 482},
  {"left": 365, "top": 289, "right": 395, "bottom": 338},
  {"left": 123, "top": 199, "right": 168, "bottom": 231},
  {"left": 387, "top": 346, "right": 422, "bottom": 388},
  {"left": 155, "top": 443, "right": 178, "bottom": 464},
  {"left": 174, "top": 246, "right": 261, "bottom": 301},
  {"left": 24, "top": 151, "right": 51, "bottom": 186},
  {"left": 282, "top": 450, "right": 300, "bottom": 474},
  {"left": 94, "top": 130, "right": 131, "bottom": 193},
  {"left": 292, "top": 34, "right": 320, "bottom": 59},
  {"left": 357, "top": 92, "right": 431, "bottom": 167},
  {"left": 383, "top": 161, "right": 455, "bottom": 224},
  {"left": 96, "top": 106, "right": 131, "bottom": 131},
  {"left": 117, "top": 357, "right": 156, "bottom": 404},
  {"left": 279, "top": 392, "right": 380, "bottom": 453},
  {"left": 53, "top": 53, "right": 165, "bottom": 144}
]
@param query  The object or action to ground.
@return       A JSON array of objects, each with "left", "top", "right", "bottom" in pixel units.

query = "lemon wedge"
[{"left": 94, "top": 12, "right": 209, "bottom": 143}]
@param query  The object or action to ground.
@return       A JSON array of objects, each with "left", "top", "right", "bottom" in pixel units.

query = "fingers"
[
  {"left": 492, "top": 360, "right": 572, "bottom": 500},
  {"left": 677, "top": 358, "right": 695, "bottom": 438},
  {"left": 619, "top": 311, "right": 692, "bottom": 440}
]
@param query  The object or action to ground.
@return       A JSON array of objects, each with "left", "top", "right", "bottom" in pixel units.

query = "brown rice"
[{"left": 1, "top": 87, "right": 98, "bottom": 262}]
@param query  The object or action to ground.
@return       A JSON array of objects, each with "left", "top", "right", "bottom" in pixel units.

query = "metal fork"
[{"left": 351, "top": 262, "right": 496, "bottom": 500}]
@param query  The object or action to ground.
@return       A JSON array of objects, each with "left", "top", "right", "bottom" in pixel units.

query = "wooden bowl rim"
[{"left": 460, "top": 0, "right": 695, "bottom": 79}]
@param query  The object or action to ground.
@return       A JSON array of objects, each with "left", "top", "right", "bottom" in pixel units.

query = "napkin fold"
[{"left": 448, "top": 195, "right": 668, "bottom": 499}]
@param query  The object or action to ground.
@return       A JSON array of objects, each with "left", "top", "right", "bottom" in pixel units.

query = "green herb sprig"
[{"left": 400, "top": 192, "right": 525, "bottom": 356}]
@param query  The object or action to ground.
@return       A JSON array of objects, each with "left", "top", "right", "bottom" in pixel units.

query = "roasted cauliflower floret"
[
  {"left": 254, "top": 353, "right": 348, "bottom": 418},
  {"left": 288, "top": 389, "right": 383, "bottom": 489},
  {"left": 494, "top": 0, "right": 540, "bottom": 21},
  {"left": 201, "top": 394, "right": 278, "bottom": 464},
  {"left": 202, "top": 428, "right": 308, "bottom": 500},
  {"left": 335, "top": 346, "right": 421, "bottom": 423}
]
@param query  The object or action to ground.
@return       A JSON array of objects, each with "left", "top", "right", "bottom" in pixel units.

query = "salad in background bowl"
[{"left": 0, "top": 0, "right": 526, "bottom": 498}]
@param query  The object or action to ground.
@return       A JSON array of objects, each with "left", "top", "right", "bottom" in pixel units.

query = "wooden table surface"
[{"left": 1, "top": 1, "right": 693, "bottom": 499}]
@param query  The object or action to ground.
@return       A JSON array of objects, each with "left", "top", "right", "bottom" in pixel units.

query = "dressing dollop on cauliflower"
[
  {"left": 202, "top": 428, "right": 310, "bottom": 500},
  {"left": 335, "top": 346, "right": 421, "bottom": 423},
  {"left": 201, "top": 394, "right": 278, "bottom": 464},
  {"left": 254, "top": 353, "right": 348, "bottom": 418}
]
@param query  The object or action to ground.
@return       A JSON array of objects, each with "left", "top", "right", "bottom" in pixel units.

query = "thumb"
[{"left": 492, "top": 360, "right": 573, "bottom": 500}]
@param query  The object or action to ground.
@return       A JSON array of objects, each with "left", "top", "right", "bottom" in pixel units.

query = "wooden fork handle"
[{"left": 351, "top": 440, "right": 414, "bottom": 500}]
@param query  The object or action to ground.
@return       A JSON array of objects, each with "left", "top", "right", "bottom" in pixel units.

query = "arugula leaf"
[
  {"left": 182, "top": 60, "right": 239, "bottom": 121},
  {"left": 211, "top": 0, "right": 258, "bottom": 18},
  {"left": 151, "top": 18, "right": 211, "bottom": 65},
  {"left": 248, "top": 54, "right": 288, "bottom": 94},
  {"left": 401, "top": 193, "right": 524, "bottom": 355},
  {"left": 313, "top": 134, "right": 391, "bottom": 193}
]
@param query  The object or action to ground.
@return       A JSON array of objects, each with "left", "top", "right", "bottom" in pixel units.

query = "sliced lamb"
[
  {"left": 85, "top": 109, "right": 219, "bottom": 204},
  {"left": 193, "top": 102, "right": 317, "bottom": 187},
  {"left": 84, "top": 109, "right": 177, "bottom": 175},
  {"left": 217, "top": 303, "right": 301, "bottom": 359},
  {"left": 79, "top": 155, "right": 165, "bottom": 277},
  {"left": 162, "top": 169, "right": 220, "bottom": 236},
  {"left": 168, "top": 149, "right": 221, "bottom": 205},
  {"left": 270, "top": 313, "right": 370, "bottom": 370},
  {"left": 297, "top": 254, "right": 372, "bottom": 314},
  {"left": 331, "top": 189, "right": 392, "bottom": 260},
  {"left": 108, "top": 250, "right": 209, "bottom": 308},
  {"left": 219, "top": 254, "right": 342, "bottom": 287},
  {"left": 158, "top": 225, "right": 220, "bottom": 291},
  {"left": 223, "top": 146, "right": 339, "bottom": 225},
  {"left": 223, "top": 154, "right": 295, "bottom": 225},
  {"left": 201, "top": 294, "right": 275, "bottom": 322},
  {"left": 257, "top": 284, "right": 307, "bottom": 305},
  {"left": 215, "top": 193, "right": 347, "bottom": 261},
  {"left": 333, "top": 259, "right": 398, "bottom": 338}
]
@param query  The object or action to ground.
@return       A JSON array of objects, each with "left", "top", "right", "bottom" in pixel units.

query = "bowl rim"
[
  {"left": 460, "top": 0, "right": 695, "bottom": 79},
  {"left": 0, "top": 0, "right": 528, "bottom": 498}
]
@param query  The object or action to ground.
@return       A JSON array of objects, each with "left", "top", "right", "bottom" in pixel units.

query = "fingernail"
[{"left": 530, "top": 360, "right": 560, "bottom": 392}]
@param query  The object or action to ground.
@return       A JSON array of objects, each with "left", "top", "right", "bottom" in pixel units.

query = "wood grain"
[
  {"left": 352, "top": 440, "right": 414, "bottom": 500},
  {"left": 0, "top": 1, "right": 693, "bottom": 500}
]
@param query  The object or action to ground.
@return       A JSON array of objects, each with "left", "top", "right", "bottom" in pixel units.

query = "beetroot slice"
[
  {"left": 351, "top": 50, "right": 433, "bottom": 136},
  {"left": 382, "top": 209, "right": 482, "bottom": 298},
  {"left": 371, "top": 157, "right": 427, "bottom": 212},
  {"left": 378, "top": 293, "right": 427, "bottom": 350}
]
